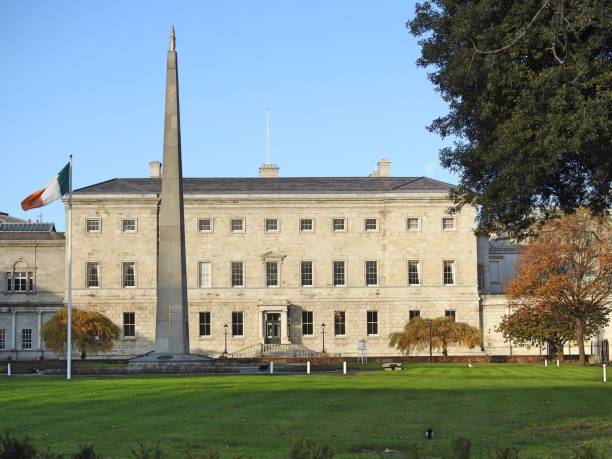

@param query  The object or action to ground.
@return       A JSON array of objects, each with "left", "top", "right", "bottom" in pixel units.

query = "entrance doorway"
[{"left": 265, "top": 313, "right": 281, "bottom": 344}]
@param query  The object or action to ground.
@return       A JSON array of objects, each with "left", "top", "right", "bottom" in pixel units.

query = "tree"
[
  {"left": 389, "top": 316, "right": 481, "bottom": 356},
  {"left": 42, "top": 307, "right": 121, "bottom": 359},
  {"left": 501, "top": 209, "right": 611, "bottom": 364},
  {"left": 408, "top": 1, "right": 611, "bottom": 238}
]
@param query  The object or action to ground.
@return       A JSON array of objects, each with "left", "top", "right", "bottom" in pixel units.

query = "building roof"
[
  {"left": 73, "top": 176, "right": 454, "bottom": 195},
  {"left": 0, "top": 212, "right": 28, "bottom": 224},
  {"left": 0, "top": 223, "right": 56, "bottom": 232},
  {"left": 0, "top": 221, "right": 64, "bottom": 241}
]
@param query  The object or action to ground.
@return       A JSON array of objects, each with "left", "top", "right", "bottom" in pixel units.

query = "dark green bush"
[
  {"left": 72, "top": 444, "right": 99, "bottom": 459},
  {"left": 131, "top": 443, "right": 163, "bottom": 459},
  {"left": 0, "top": 432, "right": 37, "bottom": 459},
  {"left": 572, "top": 443, "right": 605, "bottom": 459},
  {"left": 289, "top": 434, "right": 333, "bottom": 459},
  {"left": 492, "top": 447, "right": 519, "bottom": 459},
  {"left": 450, "top": 437, "right": 471, "bottom": 459}
]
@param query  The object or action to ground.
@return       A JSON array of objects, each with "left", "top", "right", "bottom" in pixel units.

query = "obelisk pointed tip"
[{"left": 169, "top": 26, "right": 176, "bottom": 51}]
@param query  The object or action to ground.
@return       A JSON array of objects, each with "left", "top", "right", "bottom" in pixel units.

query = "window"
[
  {"left": 300, "top": 218, "right": 313, "bottom": 232},
  {"left": 198, "top": 218, "right": 213, "bottom": 233},
  {"left": 302, "top": 311, "right": 313, "bottom": 336},
  {"left": 198, "top": 261, "right": 212, "bottom": 288},
  {"left": 489, "top": 261, "right": 501, "bottom": 284},
  {"left": 231, "top": 261, "right": 244, "bottom": 287},
  {"left": 123, "top": 312, "right": 135, "bottom": 337},
  {"left": 0, "top": 329, "right": 5, "bottom": 350},
  {"left": 332, "top": 218, "right": 346, "bottom": 232},
  {"left": 86, "top": 219, "right": 101, "bottom": 233},
  {"left": 406, "top": 217, "right": 420, "bottom": 231},
  {"left": 86, "top": 262, "right": 100, "bottom": 288},
  {"left": 442, "top": 217, "right": 456, "bottom": 231},
  {"left": 443, "top": 260, "right": 455, "bottom": 285},
  {"left": 334, "top": 311, "right": 346, "bottom": 336},
  {"left": 333, "top": 261, "right": 346, "bottom": 286},
  {"left": 408, "top": 260, "right": 420, "bottom": 286},
  {"left": 122, "top": 219, "right": 137, "bottom": 233},
  {"left": 364, "top": 218, "right": 378, "bottom": 231},
  {"left": 122, "top": 262, "right": 136, "bottom": 288},
  {"left": 230, "top": 218, "right": 245, "bottom": 233},
  {"left": 6, "top": 272, "right": 34, "bottom": 293},
  {"left": 365, "top": 260, "right": 378, "bottom": 286},
  {"left": 477, "top": 264, "right": 485, "bottom": 290},
  {"left": 21, "top": 329, "right": 32, "bottom": 349},
  {"left": 266, "top": 261, "right": 279, "bottom": 287},
  {"left": 367, "top": 310, "right": 378, "bottom": 335},
  {"left": 232, "top": 311, "right": 244, "bottom": 336},
  {"left": 445, "top": 310, "right": 456, "bottom": 321},
  {"left": 265, "top": 218, "right": 279, "bottom": 232},
  {"left": 409, "top": 310, "right": 420, "bottom": 321},
  {"left": 300, "top": 261, "right": 313, "bottom": 287},
  {"left": 199, "top": 312, "right": 211, "bottom": 337}
]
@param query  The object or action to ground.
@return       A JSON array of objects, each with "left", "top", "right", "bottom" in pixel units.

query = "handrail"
[{"left": 228, "top": 343, "right": 320, "bottom": 359}]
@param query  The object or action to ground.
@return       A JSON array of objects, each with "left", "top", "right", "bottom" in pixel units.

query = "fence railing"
[{"left": 228, "top": 343, "right": 320, "bottom": 359}]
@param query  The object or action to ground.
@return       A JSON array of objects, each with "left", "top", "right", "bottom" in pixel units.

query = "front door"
[{"left": 265, "top": 313, "right": 281, "bottom": 344}]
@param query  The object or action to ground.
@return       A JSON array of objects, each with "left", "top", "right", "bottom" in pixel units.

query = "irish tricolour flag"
[{"left": 21, "top": 162, "right": 70, "bottom": 211}]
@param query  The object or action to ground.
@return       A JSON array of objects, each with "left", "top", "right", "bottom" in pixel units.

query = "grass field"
[{"left": 0, "top": 364, "right": 610, "bottom": 458}]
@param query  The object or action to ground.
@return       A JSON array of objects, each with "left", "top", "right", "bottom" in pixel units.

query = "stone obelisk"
[{"left": 155, "top": 26, "right": 190, "bottom": 354}]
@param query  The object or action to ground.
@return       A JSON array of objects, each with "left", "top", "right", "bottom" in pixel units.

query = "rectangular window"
[
  {"left": 443, "top": 260, "right": 455, "bottom": 285},
  {"left": 365, "top": 260, "right": 378, "bottom": 286},
  {"left": 442, "top": 217, "right": 456, "bottom": 231},
  {"left": 332, "top": 218, "right": 346, "bottom": 232},
  {"left": 198, "top": 261, "right": 212, "bottom": 288},
  {"left": 334, "top": 311, "right": 346, "bottom": 336},
  {"left": 367, "top": 310, "right": 378, "bottom": 336},
  {"left": 408, "top": 260, "right": 420, "bottom": 286},
  {"left": 300, "top": 218, "right": 313, "bottom": 232},
  {"left": 86, "top": 262, "right": 100, "bottom": 288},
  {"left": 231, "top": 261, "right": 244, "bottom": 287},
  {"left": 0, "top": 329, "right": 5, "bottom": 350},
  {"left": 477, "top": 264, "right": 485, "bottom": 290},
  {"left": 122, "top": 219, "right": 136, "bottom": 233},
  {"left": 122, "top": 262, "right": 136, "bottom": 288},
  {"left": 123, "top": 312, "right": 135, "bottom": 337},
  {"left": 265, "top": 218, "right": 279, "bottom": 232},
  {"left": 409, "top": 310, "right": 420, "bottom": 321},
  {"left": 445, "top": 310, "right": 456, "bottom": 321},
  {"left": 266, "top": 261, "right": 279, "bottom": 287},
  {"left": 230, "top": 218, "right": 245, "bottom": 232},
  {"left": 489, "top": 261, "right": 501, "bottom": 284},
  {"left": 302, "top": 311, "right": 313, "bottom": 336},
  {"left": 199, "top": 312, "right": 211, "bottom": 337},
  {"left": 300, "top": 261, "right": 313, "bottom": 287},
  {"left": 198, "top": 218, "right": 213, "bottom": 233},
  {"left": 333, "top": 261, "right": 346, "bottom": 286},
  {"left": 364, "top": 218, "right": 378, "bottom": 231},
  {"left": 21, "top": 329, "right": 32, "bottom": 349},
  {"left": 406, "top": 217, "right": 420, "bottom": 231},
  {"left": 86, "top": 219, "right": 101, "bottom": 233},
  {"left": 7, "top": 272, "right": 34, "bottom": 293},
  {"left": 232, "top": 311, "right": 244, "bottom": 336}
]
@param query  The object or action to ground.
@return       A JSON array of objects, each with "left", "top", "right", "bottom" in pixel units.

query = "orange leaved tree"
[
  {"left": 42, "top": 307, "right": 121, "bottom": 359},
  {"left": 501, "top": 209, "right": 611, "bottom": 365}
]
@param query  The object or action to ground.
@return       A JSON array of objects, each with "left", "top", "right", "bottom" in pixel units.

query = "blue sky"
[{"left": 1, "top": 1, "right": 455, "bottom": 230}]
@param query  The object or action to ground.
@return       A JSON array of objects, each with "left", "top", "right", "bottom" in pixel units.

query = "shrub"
[
  {"left": 572, "top": 443, "right": 605, "bottom": 459},
  {"left": 450, "top": 437, "right": 471, "bottom": 459},
  {"left": 0, "top": 432, "right": 37, "bottom": 459},
  {"left": 131, "top": 443, "right": 163, "bottom": 459},
  {"left": 492, "top": 448, "right": 519, "bottom": 459},
  {"left": 73, "top": 444, "right": 100, "bottom": 459},
  {"left": 183, "top": 448, "right": 220, "bottom": 459},
  {"left": 289, "top": 434, "right": 333, "bottom": 459}
]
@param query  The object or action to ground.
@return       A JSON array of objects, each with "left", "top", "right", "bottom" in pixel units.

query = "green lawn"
[{"left": 0, "top": 365, "right": 610, "bottom": 458}]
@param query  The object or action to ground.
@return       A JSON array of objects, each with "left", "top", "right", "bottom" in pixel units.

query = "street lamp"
[
  {"left": 223, "top": 323, "right": 228, "bottom": 357},
  {"left": 321, "top": 323, "right": 326, "bottom": 354}
]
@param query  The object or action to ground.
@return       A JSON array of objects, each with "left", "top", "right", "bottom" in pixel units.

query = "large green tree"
[{"left": 409, "top": 1, "right": 611, "bottom": 238}]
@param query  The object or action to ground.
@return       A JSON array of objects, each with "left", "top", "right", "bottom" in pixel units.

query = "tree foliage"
[
  {"left": 499, "top": 209, "right": 611, "bottom": 363},
  {"left": 408, "top": 1, "right": 611, "bottom": 238},
  {"left": 42, "top": 307, "right": 120, "bottom": 359},
  {"left": 389, "top": 316, "right": 481, "bottom": 356}
]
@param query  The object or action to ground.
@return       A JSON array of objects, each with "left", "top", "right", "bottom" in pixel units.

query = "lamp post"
[
  {"left": 427, "top": 319, "right": 433, "bottom": 363},
  {"left": 321, "top": 323, "right": 326, "bottom": 354},
  {"left": 223, "top": 323, "right": 228, "bottom": 357}
]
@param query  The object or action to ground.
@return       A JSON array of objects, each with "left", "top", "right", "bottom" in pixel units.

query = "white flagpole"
[{"left": 67, "top": 154, "right": 73, "bottom": 380}]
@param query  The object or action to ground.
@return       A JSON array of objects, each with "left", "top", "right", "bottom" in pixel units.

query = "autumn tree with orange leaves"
[{"left": 498, "top": 209, "right": 611, "bottom": 364}]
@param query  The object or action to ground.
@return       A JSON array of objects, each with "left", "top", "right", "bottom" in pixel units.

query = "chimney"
[
  {"left": 149, "top": 160, "right": 162, "bottom": 178},
  {"left": 369, "top": 158, "right": 391, "bottom": 177},
  {"left": 259, "top": 163, "right": 279, "bottom": 177}
]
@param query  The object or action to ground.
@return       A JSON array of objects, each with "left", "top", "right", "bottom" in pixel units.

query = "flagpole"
[{"left": 67, "top": 154, "right": 73, "bottom": 380}]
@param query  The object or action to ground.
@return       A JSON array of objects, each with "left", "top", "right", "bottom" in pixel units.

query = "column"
[
  {"left": 11, "top": 311, "right": 16, "bottom": 350},
  {"left": 258, "top": 311, "right": 264, "bottom": 343},
  {"left": 37, "top": 311, "right": 43, "bottom": 356},
  {"left": 281, "top": 309, "right": 289, "bottom": 344}
]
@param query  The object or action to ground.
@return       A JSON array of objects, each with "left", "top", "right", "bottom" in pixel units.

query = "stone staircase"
[{"left": 229, "top": 343, "right": 320, "bottom": 359}]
